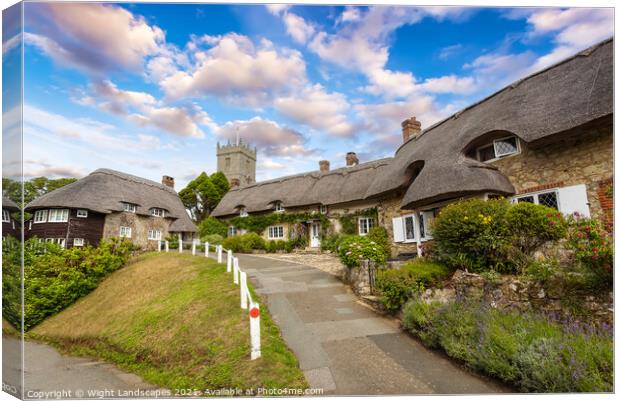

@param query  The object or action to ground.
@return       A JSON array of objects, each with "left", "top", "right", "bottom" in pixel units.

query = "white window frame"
[
  {"left": 73, "top": 238, "right": 85, "bottom": 247},
  {"left": 120, "top": 226, "right": 132, "bottom": 238},
  {"left": 150, "top": 208, "right": 165, "bottom": 217},
  {"left": 512, "top": 184, "right": 590, "bottom": 217},
  {"left": 147, "top": 229, "right": 162, "bottom": 240},
  {"left": 76, "top": 209, "right": 88, "bottom": 218},
  {"left": 46, "top": 238, "right": 66, "bottom": 249},
  {"left": 228, "top": 226, "right": 237, "bottom": 237},
  {"left": 123, "top": 203, "right": 137, "bottom": 213},
  {"left": 274, "top": 202, "right": 285, "bottom": 213},
  {"left": 476, "top": 136, "right": 520, "bottom": 162},
  {"left": 268, "top": 225, "right": 284, "bottom": 240},
  {"left": 395, "top": 210, "right": 436, "bottom": 244},
  {"left": 319, "top": 205, "right": 328, "bottom": 214},
  {"left": 48, "top": 209, "right": 69, "bottom": 223},
  {"left": 513, "top": 189, "right": 559, "bottom": 209},
  {"left": 358, "top": 217, "right": 375, "bottom": 236},
  {"left": 34, "top": 210, "right": 48, "bottom": 223},
  {"left": 2, "top": 209, "right": 10, "bottom": 223},
  {"left": 239, "top": 207, "right": 248, "bottom": 217}
]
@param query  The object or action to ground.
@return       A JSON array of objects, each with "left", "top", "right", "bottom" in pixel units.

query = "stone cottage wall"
[{"left": 102, "top": 212, "right": 171, "bottom": 250}]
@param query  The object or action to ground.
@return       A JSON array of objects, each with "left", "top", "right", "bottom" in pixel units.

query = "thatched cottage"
[
  {"left": 211, "top": 38, "right": 613, "bottom": 257},
  {"left": 2, "top": 196, "right": 20, "bottom": 240},
  {"left": 24, "top": 169, "right": 197, "bottom": 249}
]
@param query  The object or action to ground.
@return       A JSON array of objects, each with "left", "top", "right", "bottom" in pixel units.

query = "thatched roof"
[
  {"left": 26, "top": 169, "right": 197, "bottom": 232},
  {"left": 214, "top": 38, "right": 613, "bottom": 216},
  {"left": 2, "top": 197, "right": 19, "bottom": 211},
  {"left": 367, "top": 38, "right": 613, "bottom": 208},
  {"left": 211, "top": 158, "right": 391, "bottom": 217}
]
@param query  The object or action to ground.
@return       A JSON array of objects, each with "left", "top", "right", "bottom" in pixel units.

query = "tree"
[
  {"left": 2, "top": 177, "right": 78, "bottom": 207},
  {"left": 179, "top": 172, "right": 229, "bottom": 221}
]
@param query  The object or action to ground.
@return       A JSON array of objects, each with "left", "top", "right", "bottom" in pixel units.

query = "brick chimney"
[
  {"left": 319, "top": 160, "right": 330, "bottom": 172},
  {"left": 402, "top": 117, "right": 422, "bottom": 143},
  {"left": 346, "top": 152, "right": 359, "bottom": 167},
  {"left": 162, "top": 175, "right": 175, "bottom": 188},
  {"left": 230, "top": 178, "right": 240, "bottom": 189}
]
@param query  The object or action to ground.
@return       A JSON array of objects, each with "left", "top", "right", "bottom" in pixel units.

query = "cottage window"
[
  {"left": 239, "top": 207, "right": 248, "bottom": 217},
  {"left": 513, "top": 184, "right": 590, "bottom": 217},
  {"left": 358, "top": 217, "right": 375, "bottom": 236},
  {"left": 476, "top": 136, "right": 519, "bottom": 162},
  {"left": 46, "top": 238, "right": 66, "bottom": 249},
  {"left": 34, "top": 210, "right": 48, "bottom": 223},
  {"left": 120, "top": 226, "right": 132, "bottom": 238},
  {"left": 2, "top": 210, "right": 10, "bottom": 223},
  {"left": 48, "top": 209, "right": 69, "bottom": 223},
  {"left": 73, "top": 238, "right": 85, "bottom": 247},
  {"left": 320, "top": 205, "right": 328, "bottom": 214},
  {"left": 228, "top": 226, "right": 237, "bottom": 237},
  {"left": 148, "top": 230, "right": 162, "bottom": 240},
  {"left": 394, "top": 210, "right": 436, "bottom": 243},
  {"left": 150, "top": 208, "right": 165, "bottom": 217},
  {"left": 268, "top": 225, "right": 284, "bottom": 239},
  {"left": 274, "top": 202, "right": 285, "bottom": 213},
  {"left": 123, "top": 203, "right": 137, "bottom": 213},
  {"left": 76, "top": 209, "right": 88, "bottom": 218}
]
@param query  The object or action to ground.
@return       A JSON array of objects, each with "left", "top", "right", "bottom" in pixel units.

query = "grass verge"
[{"left": 30, "top": 252, "right": 307, "bottom": 392}]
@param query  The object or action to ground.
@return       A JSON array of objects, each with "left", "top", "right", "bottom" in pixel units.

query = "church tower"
[{"left": 216, "top": 139, "right": 257, "bottom": 188}]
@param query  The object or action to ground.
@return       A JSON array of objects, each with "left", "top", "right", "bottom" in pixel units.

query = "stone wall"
[
  {"left": 419, "top": 270, "right": 613, "bottom": 323},
  {"left": 102, "top": 212, "right": 171, "bottom": 250},
  {"left": 342, "top": 260, "right": 375, "bottom": 296}
]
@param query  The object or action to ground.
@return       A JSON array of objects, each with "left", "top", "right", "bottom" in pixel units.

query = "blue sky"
[{"left": 5, "top": 2, "right": 614, "bottom": 189}]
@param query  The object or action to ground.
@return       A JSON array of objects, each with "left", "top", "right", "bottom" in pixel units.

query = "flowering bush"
[
  {"left": 337, "top": 235, "right": 387, "bottom": 268},
  {"left": 505, "top": 202, "right": 567, "bottom": 257},
  {"left": 566, "top": 215, "right": 613, "bottom": 288}
]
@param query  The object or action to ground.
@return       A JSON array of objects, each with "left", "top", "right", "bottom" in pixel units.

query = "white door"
[{"left": 310, "top": 222, "right": 321, "bottom": 248}]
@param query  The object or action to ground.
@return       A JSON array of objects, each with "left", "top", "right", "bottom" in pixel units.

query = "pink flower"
[{"left": 549, "top": 221, "right": 556, "bottom": 226}]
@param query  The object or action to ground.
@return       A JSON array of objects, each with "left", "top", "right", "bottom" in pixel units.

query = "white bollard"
[
  {"left": 233, "top": 257, "right": 239, "bottom": 285},
  {"left": 157, "top": 240, "right": 162, "bottom": 252},
  {"left": 205, "top": 242, "right": 209, "bottom": 257},
  {"left": 179, "top": 239, "right": 183, "bottom": 253},
  {"left": 192, "top": 241, "right": 196, "bottom": 256},
  {"left": 240, "top": 271, "right": 248, "bottom": 309},
  {"left": 217, "top": 245, "right": 222, "bottom": 263},
  {"left": 227, "top": 250, "right": 233, "bottom": 273},
  {"left": 165, "top": 241, "right": 169, "bottom": 252},
  {"left": 249, "top": 303, "right": 261, "bottom": 360}
]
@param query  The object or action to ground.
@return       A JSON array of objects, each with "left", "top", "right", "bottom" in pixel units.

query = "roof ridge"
[{"left": 93, "top": 168, "right": 175, "bottom": 193}]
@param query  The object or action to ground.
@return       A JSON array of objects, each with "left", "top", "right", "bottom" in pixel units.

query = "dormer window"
[
  {"left": 150, "top": 208, "right": 166, "bottom": 217},
  {"left": 476, "top": 136, "right": 519, "bottom": 162},
  {"left": 320, "top": 205, "right": 327, "bottom": 214},
  {"left": 123, "top": 202, "right": 137, "bottom": 213},
  {"left": 239, "top": 207, "right": 248, "bottom": 217},
  {"left": 274, "top": 202, "right": 285, "bottom": 213}
]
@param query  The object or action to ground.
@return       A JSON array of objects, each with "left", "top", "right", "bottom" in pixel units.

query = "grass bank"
[{"left": 31, "top": 252, "right": 307, "bottom": 392}]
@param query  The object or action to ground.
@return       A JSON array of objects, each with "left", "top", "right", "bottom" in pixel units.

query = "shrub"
[
  {"left": 367, "top": 226, "right": 391, "bottom": 259},
  {"left": 526, "top": 257, "right": 560, "bottom": 284},
  {"left": 566, "top": 215, "right": 613, "bottom": 288},
  {"left": 202, "top": 233, "right": 224, "bottom": 245},
  {"left": 402, "top": 298, "right": 613, "bottom": 392},
  {"left": 337, "top": 235, "right": 387, "bottom": 268},
  {"left": 320, "top": 233, "right": 343, "bottom": 252},
  {"left": 198, "top": 216, "right": 228, "bottom": 238},
  {"left": 375, "top": 259, "right": 451, "bottom": 312},
  {"left": 222, "top": 232, "right": 266, "bottom": 253},
  {"left": 2, "top": 237, "right": 134, "bottom": 331}
]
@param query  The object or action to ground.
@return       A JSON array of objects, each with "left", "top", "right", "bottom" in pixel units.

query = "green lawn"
[{"left": 31, "top": 252, "right": 307, "bottom": 392}]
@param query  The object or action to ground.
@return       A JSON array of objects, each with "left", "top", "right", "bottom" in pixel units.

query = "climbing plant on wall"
[
  {"left": 338, "top": 208, "right": 379, "bottom": 235},
  {"left": 225, "top": 212, "right": 331, "bottom": 235}
]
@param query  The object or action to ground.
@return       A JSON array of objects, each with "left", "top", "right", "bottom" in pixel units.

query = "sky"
[{"left": 3, "top": 2, "right": 614, "bottom": 189}]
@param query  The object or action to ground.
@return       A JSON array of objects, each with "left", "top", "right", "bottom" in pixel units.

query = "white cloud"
[
  {"left": 274, "top": 84, "right": 354, "bottom": 137},
  {"left": 216, "top": 117, "right": 317, "bottom": 157},
  {"left": 438, "top": 43, "right": 463, "bottom": 60},
  {"left": 419, "top": 75, "right": 476, "bottom": 95},
  {"left": 258, "top": 158, "right": 286, "bottom": 170},
  {"left": 2, "top": 33, "right": 21, "bottom": 56},
  {"left": 25, "top": 3, "right": 164, "bottom": 74},
  {"left": 283, "top": 12, "right": 315, "bottom": 44},
  {"left": 265, "top": 4, "right": 291, "bottom": 16},
  {"left": 339, "top": 6, "right": 362, "bottom": 24}
]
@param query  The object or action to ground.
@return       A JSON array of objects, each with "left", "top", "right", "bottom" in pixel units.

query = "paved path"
[
  {"left": 236, "top": 254, "right": 511, "bottom": 396},
  {"left": 2, "top": 336, "right": 164, "bottom": 399}
]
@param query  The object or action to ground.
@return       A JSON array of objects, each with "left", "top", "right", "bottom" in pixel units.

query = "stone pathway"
[
  {"left": 237, "top": 253, "right": 511, "bottom": 395},
  {"left": 252, "top": 252, "right": 345, "bottom": 277}
]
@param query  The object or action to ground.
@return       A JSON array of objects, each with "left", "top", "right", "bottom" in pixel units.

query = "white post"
[
  {"left": 217, "top": 245, "right": 223, "bottom": 263},
  {"left": 165, "top": 241, "right": 169, "bottom": 252},
  {"left": 249, "top": 303, "right": 261, "bottom": 360},
  {"left": 178, "top": 233, "right": 183, "bottom": 253},
  {"left": 227, "top": 250, "right": 233, "bottom": 273},
  {"left": 157, "top": 240, "right": 162, "bottom": 252},
  {"left": 240, "top": 271, "right": 248, "bottom": 309},
  {"left": 233, "top": 257, "right": 239, "bottom": 285},
  {"left": 205, "top": 242, "right": 209, "bottom": 257},
  {"left": 192, "top": 240, "right": 196, "bottom": 256}
]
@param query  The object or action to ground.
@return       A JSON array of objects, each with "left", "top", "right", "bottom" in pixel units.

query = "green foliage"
[
  {"left": 179, "top": 172, "right": 229, "bottom": 221},
  {"left": 505, "top": 202, "right": 567, "bottom": 258},
  {"left": 338, "top": 208, "right": 377, "bottom": 235},
  {"left": 198, "top": 216, "right": 228, "bottom": 238},
  {"left": 566, "top": 215, "right": 613, "bottom": 288},
  {"left": 265, "top": 240, "right": 292, "bottom": 253},
  {"left": 526, "top": 258, "right": 560, "bottom": 284},
  {"left": 222, "top": 233, "right": 266, "bottom": 253},
  {"left": 2, "top": 237, "right": 134, "bottom": 331},
  {"left": 202, "top": 234, "right": 224, "bottom": 245},
  {"left": 320, "top": 233, "right": 347, "bottom": 252},
  {"left": 402, "top": 299, "right": 613, "bottom": 392},
  {"left": 367, "top": 226, "right": 391, "bottom": 258},
  {"left": 375, "top": 259, "right": 451, "bottom": 312},
  {"left": 337, "top": 235, "right": 387, "bottom": 268},
  {"left": 228, "top": 213, "right": 329, "bottom": 235},
  {"left": 3, "top": 176, "right": 78, "bottom": 207}
]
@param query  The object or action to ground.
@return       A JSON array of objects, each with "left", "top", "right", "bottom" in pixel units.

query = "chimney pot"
[
  {"left": 319, "top": 160, "right": 330, "bottom": 172},
  {"left": 162, "top": 175, "right": 175, "bottom": 188},
  {"left": 346, "top": 152, "right": 359, "bottom": 167},
  {"left": 402, "top": 116, "right": 422, "bottom": 143}
]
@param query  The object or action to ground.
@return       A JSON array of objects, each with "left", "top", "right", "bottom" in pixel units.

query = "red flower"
[
  {"left": 592, "top": 248, "right": 599, "bottom": 253},
  {"left": 549, "top": 221, "right": 556, "bottom": 226},
  {"left": 592, "top": 255, "right": 599, "bottom": 261}
]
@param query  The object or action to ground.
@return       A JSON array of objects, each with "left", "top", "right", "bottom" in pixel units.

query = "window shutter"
[
  {"left": 392, "top": 217, "right": 405, "bottom": 242},
  {"left": 557, "top": 184, "right": 590, "bottom": 217}
]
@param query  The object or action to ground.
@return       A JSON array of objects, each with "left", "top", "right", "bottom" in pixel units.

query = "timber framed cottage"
[
  {"left": 212, "top": 39, "right": 613, "bottom": 258},
  {"left": 2, "top": 197, "right": 20, "bottom": 240},
  {"left": 24, "top": 169, "right": 197, "bottom": 249}
]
